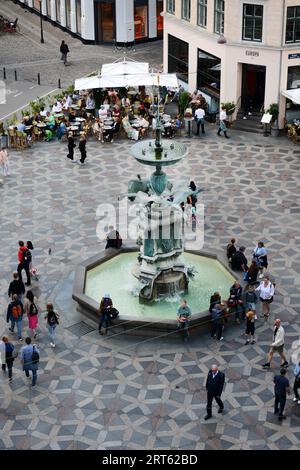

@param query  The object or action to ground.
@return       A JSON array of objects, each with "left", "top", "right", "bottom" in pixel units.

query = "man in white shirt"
[
  {"left": 195, "top": 107, "right": 205, "bottom": 136},
  {"left": 217, "top": 106, "right": 229, "bottom": 138},
  {"left": 263, "top": 319, "right": 288, "bottom": 368},
  {"left": 52, "top": 101, "right": 62, "bottom": 113}
]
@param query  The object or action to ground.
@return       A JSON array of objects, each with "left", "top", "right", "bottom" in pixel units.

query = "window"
[
  {"left": 157, "top": 1, "right": 163, "bottom": 37},
  {"left": 56, "top": 0, "right": 61, "bottom": 23},
  {"left": 286, "top": 6, "right": 300, "bottom": 43},
  {"left": 76, "top": 0, "right": 81, "bottom": 34},
  {"left": 33, "top": 0, "right": 41, "bottom": 11},
  {"left": 197, "top": 49, "right": 221, "bottom": 94},
  {"left": 214, "top": 0, "right": 224, "bottom": 34},
  {"left": 182, "top": 0, "right": 191, "bottom": 21},
  {"left": 46, "top": 0, "right": 51, "bottom": 17},
  {"left": 167, "top": 0, "right": 175, "bottom": 14},
  {"left": 197, "top": 0, "right": 207, "bottom": 28},
  {"left": 65, "top": 0, "right": 71, "bottom": 29},
  {"left": 242, "top": 4, "right": 263, "bottom": 41},
  {"left": 168, "top": 35, "right": 189, "bottom": 82},
  {"left": 135, "top": 5, "right": 148, "bottom": 39}
]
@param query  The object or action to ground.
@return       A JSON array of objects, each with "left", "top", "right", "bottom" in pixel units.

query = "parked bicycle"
[{"left": 0, "top": 17, "right": 20, "bottom": 34}]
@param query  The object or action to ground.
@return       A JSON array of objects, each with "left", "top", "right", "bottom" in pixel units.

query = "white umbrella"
[
  {"left": 101, "top": 61, "right": 149, "bottom": 76},
  {"left": 282, "top": 88, "right": 300, "bottom": 105}
]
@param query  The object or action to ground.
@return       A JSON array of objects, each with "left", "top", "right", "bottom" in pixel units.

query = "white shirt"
[
  {"left": 52, "top": 102, "right": 62, "bottom": 113},
  {"left": 271, "top": 325, "right": 285, "bottom": 347},
  {"left": 220, "top": 110, "right": 227, "bottom": 121},
  {"left": 195, "top": 108, "right": 205, "bottom": 119},
  {"left": 256, "top": 281, "right": 274, "bottom": 300}
]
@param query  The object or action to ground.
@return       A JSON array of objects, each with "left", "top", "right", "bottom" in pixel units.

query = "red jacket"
[{"left": 18, "top": 246, "right": 27, "bottom": 263}]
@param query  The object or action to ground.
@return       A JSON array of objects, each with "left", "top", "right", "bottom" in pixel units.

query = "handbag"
[{"left": 31, "top": 346, "right": 39, "bottom": 364}]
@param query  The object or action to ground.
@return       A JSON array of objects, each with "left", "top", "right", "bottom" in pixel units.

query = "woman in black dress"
[
  {"left": 67, "top": 132, "right": 76, "bottom": 161},
  {"left": 79, "top": 133, "right": 87, "bottom": 165}
]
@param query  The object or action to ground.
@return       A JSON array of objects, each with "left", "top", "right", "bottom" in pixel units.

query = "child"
[
  {"left": 245, "top": 309, "right": 256, "bottom": 345},
  {"left": 0, "top": 148, "right": 10, "bottom": 176},
  {"left": 245, "top": 284, "right": 258, "bottom": 313}
]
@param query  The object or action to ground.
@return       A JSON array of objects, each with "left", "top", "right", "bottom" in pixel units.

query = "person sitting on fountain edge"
[
  {"left": 176, "top": 299, "right": 192, "bottom": 341},
  {"left": 98, "top": 293, "right": 113, "bottom": 336}
]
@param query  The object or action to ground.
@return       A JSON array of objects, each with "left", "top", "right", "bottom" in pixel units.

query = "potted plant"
[
  {"left": 221, "top": 101, "right": 236, "bottom": 125},
  {"left": 178, "top": 91, "right": 191, "bottom": 117},
  {"left": 267, "top": 103, "right": 279, "bottom": 136}
]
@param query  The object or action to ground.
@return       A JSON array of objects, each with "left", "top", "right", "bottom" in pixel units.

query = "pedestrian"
[
  {"left": 67, "top": 132, "right": 76, "bottom": 162},
  {"left": 292, "top": 360, "right": 300, "bottom": 404},
  {"left": 231, "top": 246, "right": 248, "bottom": 272},
  {"left": 209, "top": 292, "right": 221, "bottom": 313},
  {"left": 1, "top": 336, "right": 15, "bottom": 382},
  {"left": 263, "top": 319, "right": 288, "bottom": 369},
  {"left": 25, "top": 290, "right": 38, "bottom": 339},
  {"left": 226, "top": 238, "right": 237, "bottom": 265},
  {"left": 204, "top": 365, "right": 225, "bottom": 420},
  {"left": 19, "top": 337, "right": 40, "bottom": 387},
  {"left": 228, "top": 280, "right": 244, "bottom": 324},
  {"left": 6, "top": 294, "right": 24, "bottom": 341},
  {"left": 60, "top": 40, "right": 70, "bottom": 65},
  {"left": 244, "top": 284, "right": 258, "bottom": 313},
  {"left": 245, "top": 259, "right": 259, "bottom": 286},
  {"left": 210, "top": 304, "right": 225, "bottom": 341},
  {"left": 0, "top": 148, "right": 10, "bottom": 176},
  {"left": 17, "top": 240, "right": 31, "bottom": 286},
  {"left": 176, "top": 299, "right": 192, "bottom": 341},
  {"left": 8, "top": 271, "right": 25, "bottom": 301},
  {"left": 78, "top": 133, "right": 87, "bottom": 165},
  {"left": 195, "top": 106, "right": 205, "bottom": 135},
  {"left": 273, "top": 368, "right": 290, "bottom": 421},
  {"left": 253, "top": 241, "right": 268, "bottom": 279},
  {"left": 217, "top": 106, "right": 229, "bottom": 138},
  {"left": 256, "top": 275, "right": 275, "bottom": 320},
  {"left": 98, "top": 294, "right": 113, "bottom": 336},
  {"left": 45, "top": 303, "right": 60, "bottom": 348},
  {"left": 245, "top": 309, "right": 256, "bottom": 344}
]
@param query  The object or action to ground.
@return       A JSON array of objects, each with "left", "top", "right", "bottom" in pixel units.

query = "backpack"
[
  {"left": 11, "top": 303, "right": 22, "bottom": 319},
  {"left": 31, "top": 346, "right": 39, "bottom": 364},
  {"left": 23, "top": 249, "right": 32, "bottom": 263},
  {"left": 29, "top": 302, "right": 38, "bottom": 316},
  {"left": 108, "top": 308, "right": 119, "bottom": 320},
  {"left": 48, "top": 311, "right": 59, "bottom": 326}
]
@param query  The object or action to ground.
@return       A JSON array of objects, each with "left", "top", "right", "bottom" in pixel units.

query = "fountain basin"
[{"left": 72, "top": 247, "right": 236, "bottom": 336}]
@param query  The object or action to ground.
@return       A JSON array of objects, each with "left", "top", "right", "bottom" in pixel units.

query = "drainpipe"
[{"left": 277, "top": 0, "right": 286, "bottom": 130}]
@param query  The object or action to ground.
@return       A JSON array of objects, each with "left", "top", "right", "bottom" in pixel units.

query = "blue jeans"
[
  {"left": 48, "top": 325, "right": 56, "bottom": 343},
  {"left": 25, "top": 369, "right": 37, "bottom": 386},
  {"left": 176, "top": 320, "right": 190, "bottom": 338},
  {"left": 10, "top": 319, "right": 22, "bottom": 338},
  {"left": 99, "top": 312, "right": 110, "bottom": 332}
]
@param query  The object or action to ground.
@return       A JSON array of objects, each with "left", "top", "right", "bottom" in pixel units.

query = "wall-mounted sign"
[
  {"left": 288, "top": 53, "right": 300, "bottom": 59},
  {"left": 246, "top": 50, "right": 259, "bottom": 57}
]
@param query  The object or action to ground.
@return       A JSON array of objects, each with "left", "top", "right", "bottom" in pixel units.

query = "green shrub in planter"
[{"left": 221, "top": 101, "right": 236, "bottom": 116}]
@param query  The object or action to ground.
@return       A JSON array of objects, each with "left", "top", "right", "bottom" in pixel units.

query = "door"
[
  {"left": 242, "top": 64, "right": 266, "bottom": 112},
  {"left": 95, "top": 2, "right": 115, "bottom": 43}
]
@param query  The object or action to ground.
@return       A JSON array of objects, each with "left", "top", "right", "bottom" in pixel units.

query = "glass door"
[
  {"left": 134, "top": 4, "right": 148, "bottom": 40},
  {"left": 95, "top": 2, "right": 115, "bottom": 42}
]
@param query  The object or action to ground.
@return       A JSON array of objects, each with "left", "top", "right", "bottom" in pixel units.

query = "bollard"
[
  {"left": 37, "top": 73, "right": 40, "bottom": 85},
  {"left": 58, "top": 78, "right": 61, "bottom": 89},
  {"left": 14, "top": 69, "right": 17, "bottom": 81},
  {"left": 3, "top": 67, "right": 6, "bottom": 80}
]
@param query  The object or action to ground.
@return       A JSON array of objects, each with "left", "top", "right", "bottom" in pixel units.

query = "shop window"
[
  {"left": 242, "top": 4, "right": 263, "bottom": 42},
  {"left": 214, "top": 0, "right": 224, "bottom": 34},
  {"left": 56, "top": 0, "right": 61, "bottom": 23},
  {"left": 286, "top": 6, "right": 300, "bottom": 43},
  {"left": 33, "top": 0, "right": 42, "bottom": 11},
  {"left": 197, "top": 49, "right": 221, "bottom": 94},
  {"left": 46, "top": 0, "right": 51, "bottom": 17},
  {"left": 168, "top": 34, "right": 189, "bottom": 83},
  {"left": 65, "top": 0, "right": 71, "bottom": 29},
  {"left": 287, "top": 65, "right": 300, "bottom": 89},
  {"left": 76, "top": 0, "right": 81, "bottom": 35},
  {"left": 157, "top": 0, "right": 163, "bottom": 37},
  {"left": 95, "top": 2, "right": 114, "bottom": 42},
  {"left": 135, "top": 5, "right": 148, "bottom": 39}
]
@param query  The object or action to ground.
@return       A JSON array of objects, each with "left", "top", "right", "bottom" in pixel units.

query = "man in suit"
[{"left": 204, "top": 365, "right": 225, "bottom": 420}]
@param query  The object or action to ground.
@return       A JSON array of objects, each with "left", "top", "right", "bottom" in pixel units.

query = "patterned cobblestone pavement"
[{"left": 0, "top": 128, "right": 300, "bottom": 449}]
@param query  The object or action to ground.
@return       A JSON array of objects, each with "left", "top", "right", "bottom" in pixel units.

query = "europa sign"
[{"left": 245, "top": 50, "right": 259, "bottom": 57}]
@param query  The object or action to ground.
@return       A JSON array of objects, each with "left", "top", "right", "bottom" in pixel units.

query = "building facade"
[
  {"left": 163, "top": 0, "right": 300, "bottom": 128},
  {"left": 17, "top": 0, "right": 163, "bottom": 44}
]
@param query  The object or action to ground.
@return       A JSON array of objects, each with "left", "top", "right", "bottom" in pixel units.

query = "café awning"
[
  {"left": 74, "top": 72, "right": 179, "bottom": 90},
  {"left": 281, "top": 88, "right": 300, "bottom": 105},
  {"left": 101, "top": 60, "right": 149, "bottom": 76}
]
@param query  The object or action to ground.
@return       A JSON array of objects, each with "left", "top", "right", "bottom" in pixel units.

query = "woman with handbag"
[
  {"left": 217, "top": 106, "right": 229, "bottom": 139},
  {"left": 45, "top": 303, "right": 60, "bottom": 348},
  {"left": 256, "top": 276, "right": 275, "bottom": 320}
]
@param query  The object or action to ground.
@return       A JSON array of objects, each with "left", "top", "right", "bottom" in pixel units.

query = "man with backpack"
[
  {"left": 19, "top": 337, "right": 39, "bottom": 386},
  {"left": 45, "top": 303, "right": 60, "bottom": 348},
  {"left": 6, "top": 294, "right": 24, "bottom": 341},
  {"left": 17, "top": 240, "right": 31, "bottom": 286}
]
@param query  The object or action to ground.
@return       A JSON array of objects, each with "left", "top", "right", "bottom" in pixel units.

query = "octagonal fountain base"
[{"left": 72, "top": 246, "right": 237, "bottom": 337}]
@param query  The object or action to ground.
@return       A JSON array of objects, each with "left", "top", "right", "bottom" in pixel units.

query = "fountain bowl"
[{"left": 72, "top": 245, "right": 237, "bottom": 337}]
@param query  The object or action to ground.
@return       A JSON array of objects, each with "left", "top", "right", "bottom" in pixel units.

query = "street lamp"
[{"left": 39, "top": 0, "right": 44, "bottom": 43}]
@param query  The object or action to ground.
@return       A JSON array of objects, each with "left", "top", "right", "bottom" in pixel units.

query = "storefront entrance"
[
  {"left": 242, "top": 64, "right": 266, "bottom": 112},
  {"left": 95, "top": 1, "right": 115, "bottom": 43}
]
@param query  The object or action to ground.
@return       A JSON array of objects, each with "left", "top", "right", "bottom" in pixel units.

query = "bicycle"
[{"left": 113, "top": 38, "right": 135, "bottom": 53}]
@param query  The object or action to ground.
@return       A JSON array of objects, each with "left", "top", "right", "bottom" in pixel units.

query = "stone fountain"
[{"left": 128, "top": 99, "right": 199, "bottom": 303}]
